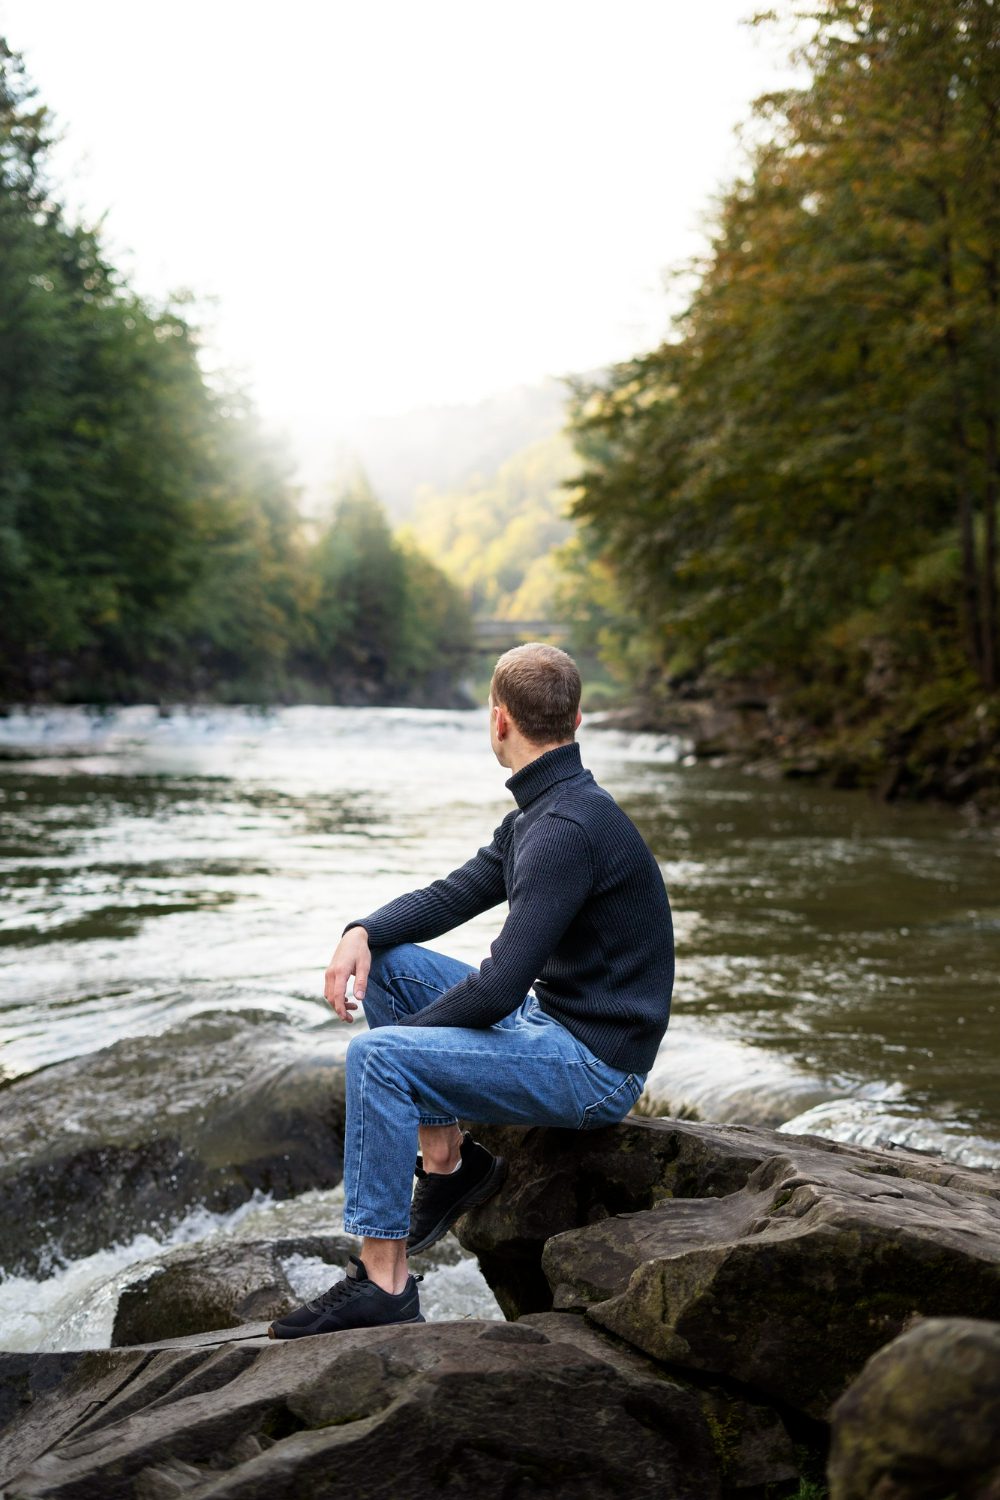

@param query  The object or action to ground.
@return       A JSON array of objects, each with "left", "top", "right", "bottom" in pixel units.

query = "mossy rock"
[{"left": 828, "top": 1317, "right": 1000, "bottom": 1499}]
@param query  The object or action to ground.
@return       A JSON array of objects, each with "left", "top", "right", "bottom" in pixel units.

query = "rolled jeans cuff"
[{"left": 342, "top": 1221, "right": 410, "bottom": 1240}]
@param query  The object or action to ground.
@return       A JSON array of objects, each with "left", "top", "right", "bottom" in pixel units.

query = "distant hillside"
[
  {"left": 400, "top": 429, "right": 578, "bottom": 620},
  {"left": 336, "top": 375, "right": 586, "bottom": 520}
]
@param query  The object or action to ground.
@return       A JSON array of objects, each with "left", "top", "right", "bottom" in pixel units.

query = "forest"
[
  {"left": 0, "top": 39, "right": 471, "bottom": 706},
  {"left": 2, "top": 0, "right": 999, "bottom": 811},
  {"left": 402, "top": 431, "right": 575, "bottom": 621},
  {"left": 561, "top": 0, "right": 999, "bottom": 805}
]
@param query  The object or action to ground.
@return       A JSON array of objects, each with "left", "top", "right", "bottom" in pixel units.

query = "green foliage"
[
  {"left": 563, "top": 0, "right": 1000, "bottom": 732},
  {"left": 301, "top": 477, "right": 473, "bottom": 701},
  {"left": 403, "top": 431, "right": 576, "bottom": 619},
  {"left": 0, "top": 40, "right": 471, "bottom": 705}
]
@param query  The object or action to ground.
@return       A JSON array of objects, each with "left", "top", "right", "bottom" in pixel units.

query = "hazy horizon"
[{"left": 1, "top": 1, "right": 802, "bottom": 496}]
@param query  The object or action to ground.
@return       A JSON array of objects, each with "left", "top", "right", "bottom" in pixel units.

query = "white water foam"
[
  {"left": 0, "top": 1193, "right": 284, "bottom": 1353},
  {"left": 643, "top": 1024, "right": 1000, "bottom": 1170},
  {"left": 780, "top": 1085, "right": 1000, "bottom": 1170},
  {"left": 280, "top": 1252, "right": 501, "bottom": 1324},
  {"left": 0, "top": 1181, "right": 500, "bottom": 1353}
]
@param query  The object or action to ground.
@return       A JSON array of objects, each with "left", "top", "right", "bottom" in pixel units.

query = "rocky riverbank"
[
  {"left": 1, "top": 1018, "right": 999, "bottom": 1496},
  {"left": 596, "top": 677, "right": 1000, "bottom": 822},
  {"left": 453, "top": 1118, "right": 1000, "bottom": 1416}
]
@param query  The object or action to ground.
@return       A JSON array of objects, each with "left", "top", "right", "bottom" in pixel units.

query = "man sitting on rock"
[{"left": 269, "top": 643, "right": 675, "bottom": 1338}]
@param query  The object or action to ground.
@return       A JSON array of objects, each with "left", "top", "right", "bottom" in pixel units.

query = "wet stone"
[
  {"left": 110, "top": 1235, "right": 359, "bottom": 1346},
  {"left": 828, "top": 1317, "right": 1000, "bottom": 1500},
  {"left": 0, "top": 1012, "right": 347, "bottom": 1277},
  {"left": 110, "top": 1231, "right": 477, "bottom": 1346},
  {"left": 457, "top": 1117, "right": 1000, "bottom": 1420},
  {"left": 0, "top": 1320, "right": 727, "bottom": 1500}
]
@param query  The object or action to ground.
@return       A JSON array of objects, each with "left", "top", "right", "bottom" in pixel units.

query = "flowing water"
[{"left": 1, "top": 704, "right": 998, "bottom": 1348}]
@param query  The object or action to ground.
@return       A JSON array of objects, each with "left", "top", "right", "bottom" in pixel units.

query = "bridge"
[{"left": 472, "top": 619, "right": 572, "bottom": 654}]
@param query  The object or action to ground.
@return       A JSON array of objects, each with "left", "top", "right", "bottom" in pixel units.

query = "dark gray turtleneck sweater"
[{"left": 344, "top": 741, "right": 674, "bottom": 1073}]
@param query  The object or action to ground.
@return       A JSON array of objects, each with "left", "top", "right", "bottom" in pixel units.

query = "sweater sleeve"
[
  {"left": 342, "top": 810, "right": 516, "bottom": 948},
  {"left": 395, "top": 813, "right": 593, "bottom": 1031}
]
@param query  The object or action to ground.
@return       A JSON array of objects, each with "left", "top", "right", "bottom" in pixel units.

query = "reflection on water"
[
  {"left": 1, "top": 704, "right": 998, "bottom": 1169},
  {"left": 634, "top": 777, "right": 1000, "bottom": 1160}
]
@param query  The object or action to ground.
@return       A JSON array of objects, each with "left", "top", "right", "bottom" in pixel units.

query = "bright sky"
[{"left": 1, "top": 1, "right": 798, "bottom": 477}]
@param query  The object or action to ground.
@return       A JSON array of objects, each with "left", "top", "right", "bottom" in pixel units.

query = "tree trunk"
[
  {"left": 939, "top": 207, "right": 984, "bottom": 680},
  {"left": 978, "top": 57, "right": 999, "bottom": 691},
  {"left": 927, "top": 68, "right": 986, "bottom": 686},
  {"left": 983, "top": 417, "right": 998, "bottom": 690}
]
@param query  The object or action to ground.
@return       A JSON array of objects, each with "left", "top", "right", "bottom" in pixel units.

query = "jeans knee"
[
  {"left": 346, "top": 1025, "right": 404, "bottom": 1079},
  {"left": 365, "top": 942, "right": 421, "bottom": 987},
  {"left": 346, "top": 1028, "right": 373, "bottom": 1081}
]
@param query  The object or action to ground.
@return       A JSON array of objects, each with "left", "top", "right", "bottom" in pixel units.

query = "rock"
[
  {"left": 0, "top": 1319, "right": 727, "bottom": 1500},
  {"left": 521, "top": 1311, "right": 802, "bottom": 1495},
  {"left": 0, "top": 1352, "right": 91, "bottom": 1444},
  {"left": 454, "top": 1117, "right": 770, "bottom": 1317},
  {"left": 110, "top": 1232, "right": 474, "bottom": 1346},
  {"left": 828, "top": 1317, "right": 1000, "bottom": 1500},
  {"left": 0, "top": 1013, "right": 346, "bottom": 1277},
  {"left": 782, "top": 755, "right": 825, "bottom": 779},
  {"left": 458, "top": 1118, "right": 1000, "bottom": 1420},
  {"left": 111, "top": 1235, "right": 359, "bottom": 1346}
]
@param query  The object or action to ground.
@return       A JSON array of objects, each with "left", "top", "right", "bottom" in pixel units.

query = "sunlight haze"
[{"left": 1, "top": 1, "right": 798, "bottom": 489}]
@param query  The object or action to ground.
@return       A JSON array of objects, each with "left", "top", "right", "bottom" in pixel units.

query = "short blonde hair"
[{"left": 490, "top": 643, "right": 581, "bottom": 745}]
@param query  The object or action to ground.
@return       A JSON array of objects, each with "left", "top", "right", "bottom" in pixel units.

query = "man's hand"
[{"left": 324, "top": 927, "right": 371, "bottom": 1022}]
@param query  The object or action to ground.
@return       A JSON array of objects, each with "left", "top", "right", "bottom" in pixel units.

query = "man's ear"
[
  {"left": 575, "top": 708, "right": 582, "bottom": 730},
  {"left": 493, "top": 700, "right": 509, "bottom": 740}
]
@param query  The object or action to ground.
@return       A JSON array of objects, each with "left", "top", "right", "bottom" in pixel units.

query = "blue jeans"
[{"left": 341, "top": 943, "right": 646, "bottom": 1239}]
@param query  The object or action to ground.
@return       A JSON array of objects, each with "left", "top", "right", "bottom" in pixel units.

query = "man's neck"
[{"left": 502, "top": 738, "right": 571, "bottom": 776}]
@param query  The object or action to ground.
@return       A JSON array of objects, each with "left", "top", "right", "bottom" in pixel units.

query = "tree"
[
  {"left": 565, "top": 0, "right": 1000, "bottom": 719},
  {"left": 304, "top": 473, "right": 473, "bottom": 702},
  {"left": 0, "top": 39, "right": 473, "bottom": 706}
]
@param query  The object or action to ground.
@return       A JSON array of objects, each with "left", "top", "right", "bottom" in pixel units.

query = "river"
[{"left": 1, "top": 704, "right": 998, "bottom": 1348}]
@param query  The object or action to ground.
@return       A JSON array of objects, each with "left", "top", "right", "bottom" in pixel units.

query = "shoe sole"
[
  {"left": 407, "top": 1153, "right": 508, "bottom": 1255},
  {"left": 267, "top": 1313, "right": 425, "bottom": 1340}
]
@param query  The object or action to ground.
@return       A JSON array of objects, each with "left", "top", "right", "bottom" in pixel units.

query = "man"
[{"left": 269, "top": 643, "right": 674, "bottom": 1338}]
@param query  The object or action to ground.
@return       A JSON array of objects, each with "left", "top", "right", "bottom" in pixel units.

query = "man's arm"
[
  {"left": 394, "top": 813, "right": 593, "bottom": 1032},
  {"left": 325, "top": 810, "right": 518, "bottom": 1023},
  {"left": 342, "top": 809, "right": 517, "bottom": 950}
]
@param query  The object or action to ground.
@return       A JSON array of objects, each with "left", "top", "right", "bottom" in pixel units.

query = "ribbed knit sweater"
[{"left": 344, "top": 741, "right": 674, "bottom": 1073}]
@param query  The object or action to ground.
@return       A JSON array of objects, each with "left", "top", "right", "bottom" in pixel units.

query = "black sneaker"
[
  {"left": 407, "top": 1131, "right": 507, "bottom": 1255},
  {"left": 267, "top": 1255, "right": 424, "bottom": 1339}
]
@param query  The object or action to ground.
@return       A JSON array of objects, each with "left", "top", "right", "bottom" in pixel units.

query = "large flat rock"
[
  {"left": 0, "top": 1319, "right": 726, "bottom": 1500},
  {"left": 458, "top": 1118, "right": 1000, "bottom": 1419},
  {"left": 520, "top": 1311, "right": 802, "bottom": 1495},
  {"left": 0, "top": 1013, "right": 346, "bottom": 1276}
]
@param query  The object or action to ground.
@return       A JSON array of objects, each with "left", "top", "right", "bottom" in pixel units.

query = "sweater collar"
[{"left": 505, "top": 741, "right": 585, "bottom": 810}]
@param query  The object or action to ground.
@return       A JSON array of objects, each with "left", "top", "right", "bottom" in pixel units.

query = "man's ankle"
[
  {"left": 368, "top": 1267, "right": 409, "bottom": 1295},
  {"left": 361, "top": 1239, "right": 410, "bottom": 1295},
  {"left": 419, "top": 1125, "right": 463, "bottom": 1175},
  {"left": 424, "top": 1154, "right": 461, "bottom": 1175}
]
